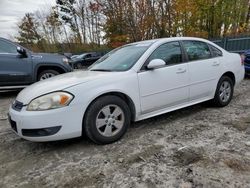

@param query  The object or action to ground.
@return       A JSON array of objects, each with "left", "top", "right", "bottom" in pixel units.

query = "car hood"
[
  {"left": 16, "top": 71, "right": 113, "bottom": 104},
  {"left": 71, "top": 58, "right": 82, "bottom": 62},
  {"left": 31, "top": 52, "right": 65, "bottom": 58},
  {"left": 31, "top": 53, "right": 66, "bottom": 63}
]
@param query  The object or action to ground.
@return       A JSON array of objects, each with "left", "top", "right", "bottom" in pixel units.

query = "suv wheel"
[
  {"left": 212, "top": 76, "right": 234, "bottom": 107},
  {"left": 84, "top": 95, "right": 131, "bottom": 144},
  {"left": 38, "top": 70, "right": 59, "bottom": 81}
]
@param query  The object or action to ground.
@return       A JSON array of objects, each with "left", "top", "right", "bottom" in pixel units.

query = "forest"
[{"left": 16, "top": 0, "right": 250, "bottom": 53}]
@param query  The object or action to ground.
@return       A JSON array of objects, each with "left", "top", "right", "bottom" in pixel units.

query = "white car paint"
[
  {"left": 9, "top": 37, "right": 245, "bottom": 142},
  {"left": 138, "top": 62, "right": 189, "bottom": 113}
]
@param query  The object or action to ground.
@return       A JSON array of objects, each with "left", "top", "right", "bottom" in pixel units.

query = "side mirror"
[
  {"left": 146, "top": 59, "right": 165, "bottom": 70},
  {"left": 17, "top": 46, "right": 27, "bottom": 57}
]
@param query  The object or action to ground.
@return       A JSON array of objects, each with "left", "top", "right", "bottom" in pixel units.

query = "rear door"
[
  {"left": 0, "top": 39, "right": 32, "bottom": 86},
  {"left": 182, "top": 40, "right": 222, "bottom": 101},
  {"left": 138, "top": 41, "right": 189, "bottom": 113}
]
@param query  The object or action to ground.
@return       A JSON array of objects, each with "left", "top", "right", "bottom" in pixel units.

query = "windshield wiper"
[{"left": 90, "top": 69, "right": 113, "bottom": 72}]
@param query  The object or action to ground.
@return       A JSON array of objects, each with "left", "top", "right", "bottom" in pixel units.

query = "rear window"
[{"left": 209, "top": 44, "right": 223, "bottom": 57}]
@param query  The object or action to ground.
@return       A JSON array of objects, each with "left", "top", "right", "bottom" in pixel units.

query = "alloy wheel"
[
  {"left": 95, "top": 105, "right": 125, "bottom": 137},
  {"left": 219, "top": 80, "right": 232, "bottom": 103},
  {"left": 40, "top": 73, "right": 56, "bottom": 80}
]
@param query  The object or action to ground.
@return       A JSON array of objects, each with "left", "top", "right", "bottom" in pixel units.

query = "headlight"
[
  {"left": 27, "top": 92, "right": 74, "bottom": 111},
  {"left": 62, "top": 57, "right": 69, "bottom": 65}
]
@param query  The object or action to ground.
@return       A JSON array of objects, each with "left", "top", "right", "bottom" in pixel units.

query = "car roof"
[
  {"left": 132, "top": 37, "right": 210, "bottom": 44},
  {"left": 130, "top": 37, "right": 225, "bottom": 52}
]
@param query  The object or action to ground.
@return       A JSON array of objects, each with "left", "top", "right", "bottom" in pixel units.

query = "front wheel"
[
  {"left": 83, "top": 95, "right": 131, "bottom": 144},
  {"left": 38, "top": 70, "right": 60, "bottom": 81},
  {"left": 212, "top": 76, "right": 234, "bottom": 107}
]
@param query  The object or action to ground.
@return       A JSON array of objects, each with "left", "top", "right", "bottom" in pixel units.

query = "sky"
[{"left": 0, "top": 0, "right": 55, "bottom": 40}]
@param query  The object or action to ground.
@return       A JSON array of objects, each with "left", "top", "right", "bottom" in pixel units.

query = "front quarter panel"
[
  {"left": 32, "top": 54, "right": 72, "bottom": 74},
  {"left": 65, "top": 71, "right": 141, "bottom": 122}
]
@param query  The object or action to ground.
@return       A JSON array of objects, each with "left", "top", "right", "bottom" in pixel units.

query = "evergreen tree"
[{"left": 16, "top": 13, "right": 41, "bottom": 45}]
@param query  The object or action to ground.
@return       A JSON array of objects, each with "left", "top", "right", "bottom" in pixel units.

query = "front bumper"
[{"left": 8, "top": 104, "right": 84, "bottom": 142}]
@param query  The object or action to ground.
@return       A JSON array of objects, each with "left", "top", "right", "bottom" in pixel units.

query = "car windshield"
[
  {"left": 89, "top": 43, "right": 152, "bottom": 72},
  {"left": 75, "top": 54, "right": 87, "bottom": 59}
]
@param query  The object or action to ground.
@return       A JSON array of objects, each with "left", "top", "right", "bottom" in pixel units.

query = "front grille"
[{"left": 12, "top": 100, "right": 24, "bottom": 111}]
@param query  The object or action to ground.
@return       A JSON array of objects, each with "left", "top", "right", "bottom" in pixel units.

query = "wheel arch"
[
  {"left": 82, "top": 91, "right": 137, "bottom": 132},
  {"left": 35, "top": 64, "right": 67, "bottom": 81},
  {"left": 221, "top": 71, "right": 235, "bottom": 86}
]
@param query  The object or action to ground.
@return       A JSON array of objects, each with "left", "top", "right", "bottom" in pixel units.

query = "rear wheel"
[
  {"left": 38, "top": 70, "right": 60, "bottom": 81},
  {"left": 84, "top": 95, "right": 131, "bottom": 144},
  {"left": 212, "top": 76, "right": 234, "bottom": 107}
]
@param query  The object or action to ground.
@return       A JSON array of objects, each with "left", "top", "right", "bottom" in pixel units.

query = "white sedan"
[{"left": 8, "top": 37, "right": 245, "bottom": 144}]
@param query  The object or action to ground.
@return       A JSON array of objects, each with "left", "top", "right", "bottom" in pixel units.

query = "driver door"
[
  {"left": 0, "top": 39, "right": 32, "bottom": 86},
  {"left": 138, "top": 41, "right": 189, "bottom": 114}
]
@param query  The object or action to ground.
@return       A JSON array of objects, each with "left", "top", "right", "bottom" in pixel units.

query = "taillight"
[{"left": 240, "top": 54, "right": 245, "bottom": 65}]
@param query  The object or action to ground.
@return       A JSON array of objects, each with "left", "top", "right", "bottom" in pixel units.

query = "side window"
[
  {"left": 0, "top": 40, "right": 17, "bottom": 54},
  {"left": 85, "top": 54, "right": 91, "bottom": 58},
  {"left": 148, "top": 42, "right": 183, "bottom": 65},
  {"left": 209, "top": 44, "right": 223, "bottom": 57},
  {"left": 183, "top": 41, "right": 211, "bottom": 61}
]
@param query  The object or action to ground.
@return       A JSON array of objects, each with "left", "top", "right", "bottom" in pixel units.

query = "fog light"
[{"left": 22, "top": 126, "right": 61, "bottom": 137}]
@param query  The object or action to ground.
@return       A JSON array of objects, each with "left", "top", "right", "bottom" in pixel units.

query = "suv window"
[
  {"left": 209, "top": 44, "right": 223, "bottom": 57},
  {"left": 0, "top": 40, "right": 17, "bottom": 54},
  {"left": 147, "top": 42, "right": 183, "bottom": 65},
  {"left": 183, "top": 41, "right": 211, "bottom": 61}
]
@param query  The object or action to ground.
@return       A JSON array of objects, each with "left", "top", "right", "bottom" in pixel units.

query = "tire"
[
  {"left": 83, "top": 95, "right": 131, "bottom": 144},
  {"left": 212, "top": 76, "right": 234, "bottom": 107},
  {"left": 38, "top": 70, "right": 60, "bottom": 81}
]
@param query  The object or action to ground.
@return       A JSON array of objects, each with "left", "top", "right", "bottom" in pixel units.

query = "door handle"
[
  {"left": 212, "top": 62, "right": 220, "bottom": 66},
  {"left": 176, "top": 68, "right": 187, "bottom": 74}
]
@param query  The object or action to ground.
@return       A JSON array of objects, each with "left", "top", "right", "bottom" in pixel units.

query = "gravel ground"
[{"left": 0, "top": 79, "right": 250, "bottom": 188}]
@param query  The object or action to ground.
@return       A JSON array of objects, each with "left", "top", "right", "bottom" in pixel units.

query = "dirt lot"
[{"left": 0, "top": 79, "right": 250, "bottom": 188}]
